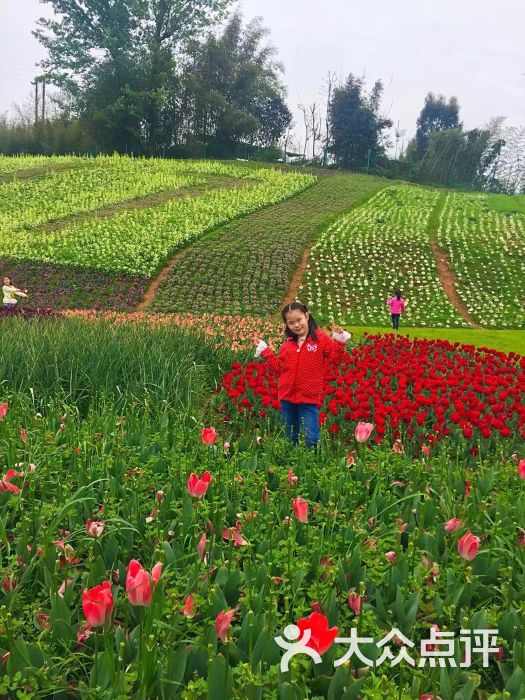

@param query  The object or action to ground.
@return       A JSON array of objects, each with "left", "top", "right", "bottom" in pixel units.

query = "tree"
[
  {"left": 176, "top": 13, "right": 291, "bottom": 148},
  {"left": 327, "top": 74, "right": 392, "bottom": 170},
  {"left": 34, "top": 0, "right": 233, "bottom": 151},
  {"left": 414, "top": 92, "right": 461, "bottom": 158}
]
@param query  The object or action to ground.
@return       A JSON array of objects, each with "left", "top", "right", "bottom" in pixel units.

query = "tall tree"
[
  {"left": 34, "top": 0, "right": 233, "bottom": 150},
  {"left": 327, "top": 74, "right": 392, "bottom": 170},
  {"left": 176, "top": 13, "right": 291, "bottom": 147},
  {"left": 414, "top": 92, "right": 461, "bottom": 158}
]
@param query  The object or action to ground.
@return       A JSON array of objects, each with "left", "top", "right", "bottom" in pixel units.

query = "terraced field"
[{"left": 1, "top": 155, "right": 524, "bottom": 328}]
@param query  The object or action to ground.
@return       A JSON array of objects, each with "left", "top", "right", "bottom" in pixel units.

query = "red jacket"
[{"left": 261, "top": 330, "right": 346, "bottom": 405}]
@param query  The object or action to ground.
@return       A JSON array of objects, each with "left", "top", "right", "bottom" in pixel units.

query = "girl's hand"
[{"left": 255, "top": 340, "right": 268, "bottom": 358}]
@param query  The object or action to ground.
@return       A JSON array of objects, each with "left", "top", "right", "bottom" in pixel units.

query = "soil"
[
  {"left": 136, "top": 251, "right": 185, "bottom": 311},
  {"left": 281, "top": 248, "right": 310, "bottom": 310},
  {"left": 430, "top": 241, "right": 482, "bottom": 328}
]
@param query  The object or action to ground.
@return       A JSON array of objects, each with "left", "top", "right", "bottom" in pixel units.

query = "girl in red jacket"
[{"left": 255, "top": 302, "right": 351, "bottom": 447}]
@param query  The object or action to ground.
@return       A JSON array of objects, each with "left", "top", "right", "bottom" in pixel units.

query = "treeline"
[{"left": 0, "top": 0, "right": 523, "bottom": 193}]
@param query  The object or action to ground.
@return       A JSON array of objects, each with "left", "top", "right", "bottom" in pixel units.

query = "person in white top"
[{"left": 2, "top": 276, "right": 28, "bottom": 309}]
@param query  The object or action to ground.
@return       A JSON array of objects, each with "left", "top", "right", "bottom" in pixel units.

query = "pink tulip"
[
  {"left": 126, "top": 560, "right": 162, "bottom": 606},
  {"left": 291, "top": 497, "right": 308, "bottom": 523},
  {"left": 392, "top": 439, "right": 404, "bottom": 454},
  {"left": 444, "top": 517, "right": 463, "bottom": 533},
  {"left": 519, "top": 528, "right": 525, "bottom": 547},
  {"left": 222, "top": 526, "right": 247, "bottom": 547},
  {"left": 0, "top": 403, "right": 8, "bottom": 420},
  {"left": 82, "top": 581, "right": 113, "bottom": 627},
  {"left": 58, "top": 578, "right": 73, "bottom": 597},
  {"left": 85, "top": 519, "right": 105, "bottom": 538},
  {"left": 347, "top": 450, "right": 356, "bottom": 467},
  {"left": 355, "top": 422, "right": 374, "bottom": 443},
  {"left": 385, "top": 551, "right": 396, "bottom": 564},
  {"left": 518, "top": 460, "right": 525, "bottom": 479},
  {"left": 197, "top": 532, "right": 207, "bottom": 560},
  {"left": 187, "top": 471, "right": 212, "bottom": 498},
  {"left": 457, "top": 530, "right": 480, "bottom": 561},
  {"left": 20, "top": 427, "right": 27, "bottom": 444},
  {"left": 347, "top": 589, "right": 361, "bottom": 615},
  {"left": 201, "top": 427, "right": 217, "bottom": 446},
  {"left": 182, "top": 594, "right": 196, "bottom": 618},
  {"left": 422, "top": 445, "right": 431, "bottom": 458},
  {"left": 287, "top": 468, "right": 298, "bottom": 486},
  {"left": 215, "top": 609, "right": 236, "bottom": 642}
]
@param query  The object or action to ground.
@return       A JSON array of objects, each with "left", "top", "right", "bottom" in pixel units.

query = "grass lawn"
[{"left": 343, "top": 325, "right": 525, "bottom": 355}]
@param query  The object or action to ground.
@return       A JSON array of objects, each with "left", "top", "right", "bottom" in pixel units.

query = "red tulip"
[
  {"left": 291, "top": 497, "right": 308, "bottom": 523},
  {"left": 518, "top": 460, "right": 525, "bottom": 479},
  {"left": 85, "top": 519, "right": 105, "bottom": 538},
  {"left": 126, "top": 560, "right": 162, "bottom": 606},
  {"left": 355, "top": 422, "right": 374, "bottom": 443},
  {"left": 187, "top": 471, "right": 211, "bottom": 498},
  {"left": 82, "top": 581, "right": 113, "bottom": 627},
  {"left": 201, "top": 427, "right": 217, "bottom": 446},
  {"left": 444, "top": 517, "right": 463, "bottom": 533},
  {"left": 182, "top": 594, "right": 196, "bottom": 618},
  {"left": 347, "top": 589, "right": 361, "bottom": 615},
  {"left": 215, "top": 609, "right": 235, "bottom": 641},
  {"left": 0, "top": 469, "right": 23, "bottom": 494},
  {"left": 296, "top": 612, "right": 338, "bottom": 654},
  {"left": 457, "top": 530, "right": 480, "bottom": 561},
  {"left": 519, "top": 528, "right": 525, "bottom": 547},
  {"left": 463, "top": 479, "right": 471, "bottom": 499},
  {"left": 0, "top": 403, "right": 8, "bottom": 421},
  {"left": 422, "top": 444, "right": 431, "bottom": 458}
]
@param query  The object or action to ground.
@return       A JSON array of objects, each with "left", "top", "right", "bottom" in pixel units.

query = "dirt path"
[
  {"left": 0, "top": 162, "right": 88, "bottom": 184},
  {"left": 136, "top": 251, "right": 186, "bottom": 311},
  {"left": 281, "top": 248, "right": 310, "bottom": 310},
  {"left": 430, "top": 241, "right": 481, "bottom": 328}
]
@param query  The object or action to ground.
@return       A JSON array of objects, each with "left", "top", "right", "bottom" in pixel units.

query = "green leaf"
[{"left": 207, "top": 653, "right": 233, "bottom": 700}]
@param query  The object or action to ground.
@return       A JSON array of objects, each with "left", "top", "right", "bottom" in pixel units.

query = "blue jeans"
[{"left": 280, "top": 400, "right": 320, "bottom": 447}]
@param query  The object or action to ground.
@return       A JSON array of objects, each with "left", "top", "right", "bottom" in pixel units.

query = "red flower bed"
[{"left": 220, "top": 334, "right": 525, "bottom": 452}]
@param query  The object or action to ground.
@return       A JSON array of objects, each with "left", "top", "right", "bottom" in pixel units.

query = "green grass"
[
  {"left": 343, "top": 325, "right": 525, "bottom": 355},
  {"left": 485, "top": 192, "right": 525, "bottom": 216},
  {"left": 0, "top": 317, "right": 233, "bottom": 414}
]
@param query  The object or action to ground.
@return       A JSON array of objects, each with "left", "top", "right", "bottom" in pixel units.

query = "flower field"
[
  {"left": 3, "top": 157, "right": 314, "bottom": 277},
  {"left": 0, "top": 158, "right": 202, "bottom": 233},
  {"left": 221, "top": 333, "right": 525, "bottom": 455},
  {"left": 150, "top": 173, "right": 388, "bottom": 316},
  {"left": 301, "top": 186, "right": 467, "bottom": 328},
  {"left": 0, "top": 317, "right": 524, "bottom": 699},
  {"left": 436, "top": 192, "right": 525, "bottom": 328},
  {"left": 0, "top": 154, "right": 84, "bottom": 177}
]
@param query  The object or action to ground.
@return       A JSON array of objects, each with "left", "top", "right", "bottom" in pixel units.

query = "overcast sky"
[{"left": 1, "top": 0, "right": 523, "bottom": 150}]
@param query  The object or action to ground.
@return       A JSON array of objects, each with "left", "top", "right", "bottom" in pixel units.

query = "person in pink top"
[{"left": 386, "top": 289, "right": 406, "bottom": 329}]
